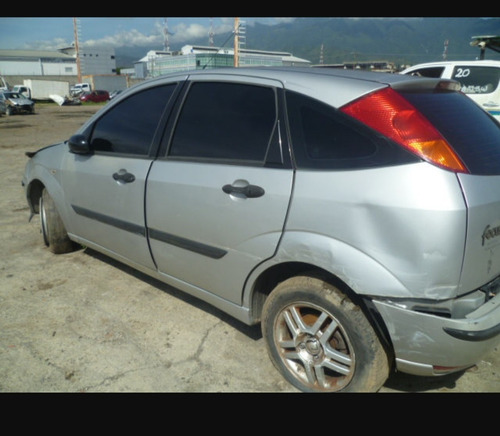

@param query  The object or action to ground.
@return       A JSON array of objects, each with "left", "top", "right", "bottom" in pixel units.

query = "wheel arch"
[
  {"left": 249, "top": 262, "right": 362, "bottom": 320},
  {"left": 26, "top": 178, "right": 45, "bottom": 216},
  {"left": 25, "top": 159, "right": 72, "bottom": 228},
  {"left": 247, "top": 261, "right": 395, "bottom": 363}
]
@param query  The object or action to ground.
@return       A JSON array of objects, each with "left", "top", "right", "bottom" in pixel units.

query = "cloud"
[
  {"left": 84, "top": 29, "right": 161, "bottom": 48},
  {"left": 168, "top": 23, "right": 207, "bottom": 43},
  {"left": 25, "top": 38, "right": 72, "bottom": 51},
  {"left": 17, "top": 17, "right": 298, "bottom": 51},
  {"left": 82, "top": 20, "right": 238, "bottom": 49},
  {"left": 84, "top": 21, "right": 220, "bottom": 49}
]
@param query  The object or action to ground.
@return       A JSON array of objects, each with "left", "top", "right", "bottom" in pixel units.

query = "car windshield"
[{"left": 4, "top": 92, "right": 21, "bottom": 98}]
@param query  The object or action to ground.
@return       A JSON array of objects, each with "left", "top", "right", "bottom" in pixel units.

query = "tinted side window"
[
  {"left": 90, "top": 84, "right": 176, "bottom": 155},
  {"left": 169, "top": 82, "right": 276, "bottom": 162},
  {"left": 451, "top": 66, "right": 500, "bottom": 95},
  {"left": 286, "top": 91, "right": 418, "bottom": 170}
]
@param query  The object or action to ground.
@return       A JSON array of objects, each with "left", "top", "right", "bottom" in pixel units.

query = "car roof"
[
  {"left": 402, "top": 59, "right": 500, "bottom": 71},
  {"left": 79, "top": 66, "right": 462, "bottom": 136},
  {"left": 148, "top": 66, "right": 445, "bottom": 100},
  {"left": 104, "top": 66, "right": 462, "bottom": 123},
  {"left": 159, "top": 66, "right": 420, "bottom": 86}
]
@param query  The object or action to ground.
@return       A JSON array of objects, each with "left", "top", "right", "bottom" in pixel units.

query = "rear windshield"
[{"left": 401, "top": 90, "right": 500, "bottom": 175}]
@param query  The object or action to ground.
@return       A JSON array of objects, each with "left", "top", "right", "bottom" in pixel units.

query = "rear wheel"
[
  {"left": 39, "top": 188, "right": 74, "bottom": 254},
  {"left": 262, "top": 275, "right": 390, "bottom": 392}
]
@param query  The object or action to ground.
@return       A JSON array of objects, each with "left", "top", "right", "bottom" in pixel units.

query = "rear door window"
[{"left": 169, "top": 81, "right": 277, "bottom": 163}]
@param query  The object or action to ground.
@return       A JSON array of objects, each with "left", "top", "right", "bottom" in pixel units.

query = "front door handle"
[
  {"left": 222, "top": 183, "right": 265, "bottom": 198},
  {"left": 113, "top": 169, "right": 135, "bottom": 183}
]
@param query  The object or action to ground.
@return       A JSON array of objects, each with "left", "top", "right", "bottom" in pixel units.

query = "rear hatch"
[{"left": 401, "top": 87, "right": 500, "bottom": 294}]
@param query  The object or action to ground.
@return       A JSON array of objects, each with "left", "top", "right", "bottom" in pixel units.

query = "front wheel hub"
[{"left": 299, "top": 336, "right": 323, "bottom": 361}]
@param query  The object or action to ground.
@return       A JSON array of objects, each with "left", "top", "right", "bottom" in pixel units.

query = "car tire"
[
  {"left": 39, "top": 188, "right": 74, "bottom": 254},
  {"left": 262, "top": 275, "right": 390, "bottom": 392}
]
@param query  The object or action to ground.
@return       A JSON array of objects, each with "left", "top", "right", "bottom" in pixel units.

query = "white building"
[
  {"left": 0, "top": 46, "right": 117, "bottom": 79},
  {"left": 60, "top": 46, "right": 117, "bottom": 75},
  {"left": 0, "top": 49, "right": 77, "bottom": 76},
  {"left": 136, "top": 45, "right": 311, "bottom": 78}
]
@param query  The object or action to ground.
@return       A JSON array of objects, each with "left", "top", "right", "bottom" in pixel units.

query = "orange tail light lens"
[{"left": 341, "top": 87, "right": 468, "bottom": 173}]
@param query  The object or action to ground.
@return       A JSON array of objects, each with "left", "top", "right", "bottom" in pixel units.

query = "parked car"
[
  {"left": 109, "top": 89, "right": 123, "bottom": 99},
  {"left": 0, "top": 91, "right": 35, "bottom": 115},
  {"left": 71, "top": 82, "right": 91, "bottom": 96},
  {"left": 80, "top": 90, "right": 110, "bottom": 103},
  {"left": 400, "top": 60, "right": 500, "bottom": 121},
  {"left": 0, "top": 97, "right": 6, "bottom": 116},
  {"left": 22, "top": 67, "right": 500, "bottom": 392}
]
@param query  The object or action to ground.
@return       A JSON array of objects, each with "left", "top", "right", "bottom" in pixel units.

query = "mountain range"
[{"left": 115, "top": 17, "right": 500, "bottom": 69}]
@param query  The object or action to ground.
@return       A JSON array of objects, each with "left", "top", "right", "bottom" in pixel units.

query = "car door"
[
  {"left": 146, "top": 76, "right": 294, "bottom": 304},
  {"left": 61, "top": 83, "right": 179, "bottom": 269}
]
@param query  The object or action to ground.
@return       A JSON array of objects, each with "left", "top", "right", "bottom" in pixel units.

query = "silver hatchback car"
[{"left": 22, "top": 67, "right": 500, "bottom": 392}]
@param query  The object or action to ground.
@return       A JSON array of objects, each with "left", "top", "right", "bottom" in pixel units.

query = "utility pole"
[
  {"left": 209, "top": 17, "right": 214, "bottom": 47},
  {"left": 73, "top": 18, "right": 82, "bottom": 83},
  {"left": 442, "top": 39, "right": 449, "bottom": 60},
  {"left": 163, "top": 18, "right": 170, "bottom": 51},
  {"left": 234, "top": 17, "right": 239, "bottom": 67}
]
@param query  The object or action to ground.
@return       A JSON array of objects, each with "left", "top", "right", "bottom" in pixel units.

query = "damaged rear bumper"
[{"left": 372, "top": 290, "right": 500, "bottom": 376}]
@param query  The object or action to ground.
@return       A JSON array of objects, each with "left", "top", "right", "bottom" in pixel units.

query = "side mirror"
[{"left": 68, "top": 134, "right": 90, "bottom": 154}]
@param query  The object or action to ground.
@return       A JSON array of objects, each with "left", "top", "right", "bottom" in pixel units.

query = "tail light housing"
[{"left": 341, "top": 87, "right": 468, "bottom": 173}]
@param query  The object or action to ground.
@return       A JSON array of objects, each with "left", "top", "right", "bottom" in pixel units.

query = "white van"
[{"left": 401, "top": 60, "right": 500, "bottom": 121}]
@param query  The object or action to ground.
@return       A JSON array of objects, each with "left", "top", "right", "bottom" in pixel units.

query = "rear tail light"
[{"left": 341, "top": 87, "right": 468, "bottom": 173}]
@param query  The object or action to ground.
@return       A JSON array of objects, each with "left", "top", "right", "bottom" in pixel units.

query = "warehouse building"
[
  {"left": 0, "top": 49, "right": 77, "bottom": 77},
  {"left": 0, "top": 47, "right": 119, "bottom": 87}
]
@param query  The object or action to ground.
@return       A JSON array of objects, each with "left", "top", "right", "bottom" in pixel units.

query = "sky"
[{"left": 0, "top": 17, "right": 296, "bottom": 51}]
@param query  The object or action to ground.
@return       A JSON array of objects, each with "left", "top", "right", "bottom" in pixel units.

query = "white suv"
[
  {"left": 70, "top": 82, "right": 91, "bottom": 95},
  {"left": 401, "top": 60, "right": 500, "bottom": 121}
]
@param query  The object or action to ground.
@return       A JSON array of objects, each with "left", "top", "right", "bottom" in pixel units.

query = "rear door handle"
[
  {"left": 222, "top": 183, "right": 265, "bottom": 198},
  {"left": 113, "top": 169, "right": 135, "bottom": 183}
]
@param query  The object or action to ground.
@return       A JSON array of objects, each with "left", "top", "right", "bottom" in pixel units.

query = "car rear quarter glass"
[
  {"left": 285, "top": 90, "right": 419, "bottom": 170},
  {"left": 451, "top": 66, "right": 500, "bottom": 95},
  {"left": 401, "top": 90, "right": 500, "bottom": 175}
]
